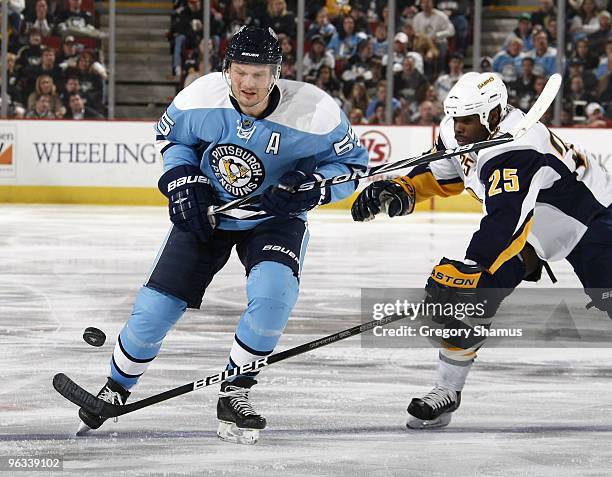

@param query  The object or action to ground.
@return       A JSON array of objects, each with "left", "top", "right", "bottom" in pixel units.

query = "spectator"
[
  {"left": 382, "top": 31, "right": 425, "bottom": 79},
  {"left": 65, "top": 92, "right": 103, "bottom": 119},
  {"left": 26, "top": 74, "right": 65, "bottom": 117},
  {"left": 2, "top": 52, "right": 26, "bottom": 117},
  {"left": 56, "top": 0, "right": 106, "bottom": 39},
  {"left": 545, "top": 18, "right": 558, "bottom": 47},
  {"left": 305, "top": 7, "right": 337, "bottom": 44},
  {"left": 417, "top": 83, "right": 444, "bottom": 116},
  {"left": 524, "top": 30, "right": 558, "bottom": 77},
  {"left": 560, "top": 108, "right": 574, "bottom": 126},
  {"left": 402, "top": 18, "right": 438, "bottom": 76},
  {"left": 531, "top": 0, "right": 556, "bottom": 30},
  {"left": 436, "top": 0, "right": 469, "bottom": 56},
  {"left": 222, "top": 0, "right": 254, "bottom": 38},
  {"left": 5, "top": 52, "right": 23, "bottom": 101},
  {"left": 411, "top": 99, "right": 438, "bottom": 125},
  {"left": 570, "top": 0, "right": 600, "bottom": 42},
  {"left": 393, "top": 106, "right": 410, "bottom": 125},
  {"left": 17, "top": 28, "right": 44, "bottom": 70},
  {"left": 68, "top": 50, "right": 104, "bottom": 110},
  {"left": 57, "top": 35, "right": 80, "bottom": 70},
  {"left": 479, "top": 56, "right": 493, "bottom": 72},
  {"left": 280, "top": 58, "right": 296, "bottom": 80},
  {"left": 566, "top": 75, "right": 597, "bottom": 119},
  {"left": 567, "top": 58, "right": 598, "bottom": 91},
  {"left": 394, "top": 56, "right": 427, "bottom": 102},
  {"left": 343, "top": 81, "right": 369, "bottom": 116},
  {"left": 327, "top": 15, "right": 362, "bottom": 61},
  {"left": 60, "top": 75, "right": 86, "bottom": 108},
  {"left": 413, "top": 0, "right": 455, "bottom": 69},
  {"left": 588, "top": 11, "right": 612, "bottom": 57},
  {"left": 314, "top": 64, "right": 341, "bottom": 99},
  {"left": 371, "top": 23, "right": 388, "bottom": 58},
  {"left": 170, "top": 0, "right": 209, "bottom": 77},
  {"left": 584, "top": 101, "right": 612, "bottom": 126},
  {"left": 434, "top": 52, "right": 464, "bottom": 101},
  {"left": 25, "top": 93, "right": 55, "bottom": 118},
  {"left": 341, "top": 38, "right": 377, "bottom": 95},
  {"left": 505, "top": 13, "right": 534, "bottom": 52},
  {"left": 368, "top": 102, "right": 387, "bottom": 124},
  {"left": 597, "top": 70, "right": 612, "bottom": 104},
  {"left": 347, "top": 2, "right": 370, "bottom": 34},
  {"left": 348, "top": 107, "right": 366, "bottom": 124},
  {"left": 262, "top": 0, "right": 296, "bottom": 38},
  {"left": 183, "top": 37, "right": 220, "bottom": 81},
  {"left": 397, "top": 0, "right": 419, "bottom": 22},
  {"left": 493, "top": 36, "right": 523, "bottom": 83},
  {"left": 23, "top": 0, "right": 54, "bottom": 37},
  {"left": 571, "top": 38, "right": 599, "bottom": 70},
  {"left": 509, "top": 57, "right": 537, "bottom": 112},
  {"left": 23, "top": 47, "right": 64, "bottom": 94},
  {"left": 303, "top": 35, "right": 335, "bottom": 82},
  {"left": 595, "top": 40, "right": 612, "bottom": 79},
  {"left": 7, "top": 0, "right": 25, "bottom": 33},
  {"left": 0, "top": 93, "right": 26, "bottom": 118},
  {"left": 277, "top": 33, "right": 295, "bottom": 65},
  {"left": 365, "top": 81, "right": 400, "bottom": 118}
]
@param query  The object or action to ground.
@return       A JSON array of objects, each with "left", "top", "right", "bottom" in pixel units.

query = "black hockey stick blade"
[
  {"left": 53, "top": 373, "right": 106, "bottom": 416},
  {"left": 53, "top": 312, "right": 407, "bottom": 419}
]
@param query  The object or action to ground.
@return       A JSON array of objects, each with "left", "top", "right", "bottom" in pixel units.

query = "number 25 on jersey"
[{"left": 488, "top": 168, "right": 519, "bottom": 196}]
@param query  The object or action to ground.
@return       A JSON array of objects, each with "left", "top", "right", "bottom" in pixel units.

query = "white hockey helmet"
[{"left": 443, "top": 72, "right": 508, "bottom": 132}]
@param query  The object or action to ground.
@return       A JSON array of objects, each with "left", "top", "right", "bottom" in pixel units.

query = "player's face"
[
  {"left": 229, "top": 63, "right": 274, "bottom": 112},
  {"left": 453, "top": 114, "right": 488, "bottom": 145}
]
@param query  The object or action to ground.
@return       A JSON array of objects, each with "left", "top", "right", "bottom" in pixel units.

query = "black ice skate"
[
  {"left": 76, "top": 377, "right": 130, "bottom": 436},
  {"left": 406, "top": 385, "right": 461, "bottom": 429},
  {"left": 217, "top": 377, "right": 266, "bottom": 445}
]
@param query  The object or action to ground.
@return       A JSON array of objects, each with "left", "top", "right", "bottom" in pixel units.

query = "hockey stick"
[
  {"left": 53, "top": 312, "right": 407, "bottom": 419},
  {"left": 212, "top": 73, "right": 562, "bottom": 215}
]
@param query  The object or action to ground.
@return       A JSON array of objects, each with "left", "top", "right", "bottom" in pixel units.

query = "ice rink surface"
[{"left": 1, "top": 205, "right": 611, "bottom": 476}]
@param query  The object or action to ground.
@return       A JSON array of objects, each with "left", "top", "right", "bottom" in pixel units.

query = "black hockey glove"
[
  {"left": 158, "top": 165, "right": 218, "bottom": 242},
  {"left": 261, "top": 171, "right": 330, "bottom": 218},
  {"left": 351, "top": 177, "right": 415, "bottom": 222}
]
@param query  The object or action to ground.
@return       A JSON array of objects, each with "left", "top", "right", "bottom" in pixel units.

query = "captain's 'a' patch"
[{"left": 209, "top": 144, "right": 266, "bottom": 197}]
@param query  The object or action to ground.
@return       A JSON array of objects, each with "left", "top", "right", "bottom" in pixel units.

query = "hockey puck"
[{"left": 83, "top": 327, "right": 106, "bottom": 347}]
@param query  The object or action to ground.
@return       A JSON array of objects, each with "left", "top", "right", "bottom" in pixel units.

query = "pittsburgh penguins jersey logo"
[{"left": 209, "top": 144, "right": 265, "bottom": 197}]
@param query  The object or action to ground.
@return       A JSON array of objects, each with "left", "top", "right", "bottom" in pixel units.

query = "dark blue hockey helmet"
[{"left": 223, "top": 26, "right": 283, "bottom": 71}]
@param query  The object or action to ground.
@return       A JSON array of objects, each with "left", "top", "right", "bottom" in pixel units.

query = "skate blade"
[
  {"left": 406, "top": 412, "right": 453, "bottom": 430},
  {"left": 76, "top": 422, "right": 92, "bottom": 436},
  {"left": 217, "top": 420, "right": 260, "bottom": 445}
]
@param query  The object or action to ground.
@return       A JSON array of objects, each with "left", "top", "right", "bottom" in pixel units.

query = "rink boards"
[{"left": 0, "top": 120, "right": 610, "bottom": 212}]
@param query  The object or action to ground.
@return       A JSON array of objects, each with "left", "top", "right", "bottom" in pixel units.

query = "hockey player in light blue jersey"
[{"left": 76, "top": 26, "right": 368, "bottom": 444}]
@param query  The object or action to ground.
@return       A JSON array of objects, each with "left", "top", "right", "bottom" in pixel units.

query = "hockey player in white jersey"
[
  {"left": 352, "top": 72, "right": 612, "bottom": 429},
  {"left": 76, "top": 26, "right": 368, "bottom": 443}
]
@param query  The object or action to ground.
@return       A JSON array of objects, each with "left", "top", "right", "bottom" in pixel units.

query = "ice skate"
[
  {"left": 76, "top": 377, "right": 130, "bottom": 436},
  {"left": 406, "top": 386, "right": 461, "bottom": 429},
  {"left": 216, "top": 377, "right": 266, "bottom": 445}
]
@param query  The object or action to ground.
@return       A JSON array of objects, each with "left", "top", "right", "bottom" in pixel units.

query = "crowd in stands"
[
  {"left": 493, "top": 0, "right": 612, "bottom": 127},
  {"left": 3, "top": 0, "right": 612, "bottom": 126},
  {"left": 170, "top": 0, "right": 612, "bottom": 128},
  {"left": 1, "top": 0, "right": 106, "bottom": 119}
]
